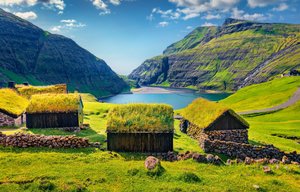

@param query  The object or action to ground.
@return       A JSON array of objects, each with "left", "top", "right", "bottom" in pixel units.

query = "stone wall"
[
  {"left": 0, "top": 112, "right": 15, "bottom": 127},
  {"left": 200, "top": 137, "right": 300, "bottom": 162},
  {"left": 203, "top": 130, "right": 248, "bottom": 143},
  {"left": 0, "top": 132, "right": 90, "bottom": 148}
]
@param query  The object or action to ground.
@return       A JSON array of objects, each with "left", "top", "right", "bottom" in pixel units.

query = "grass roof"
[
  {"left": 26, "top": 93, "right": 81, "bottom": 114},
  {"left": 107, "top": 104, "right": 174, "bottom": 133},
  {"left": 17, "top": 84, "right": 67, "bottom": 98},
  {"left": 181, "top": 98, "right": 249, "bottom": 130},
  {"left": 0, "top": 89, "right": 29, "bottom": 117}
]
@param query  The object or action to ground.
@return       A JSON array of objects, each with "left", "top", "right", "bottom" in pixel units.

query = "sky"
[{"left": 0, "top": 0, "right": 299, "bottom": 75}]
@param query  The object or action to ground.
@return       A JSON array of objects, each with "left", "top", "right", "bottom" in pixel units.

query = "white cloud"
[
  {"left": 91, "top": 0, "right": 107, "bottom": 10},
  {"left": 14, "top": 11, "right": 37, "bottom": 20},
  {"left": 247, "top": 0, "right": 278, "bottom": 8},
  {"left": 91, "top": 0, "right": 112, "bottom": 15},
  {"left": 231, "top": 7, "right": 268, "bottom": 21},
  {"left": 0, "top": 0, "right": 37, "bottom": 6},
  {"left": 203, "top": 13, "right": 221, "bottom": 20},
  {"left": 272, "top": 3, "right": 288, "bottom": 11},
  {"left": 0, "top": 0, "right": 65, "bottom": 12},
  {"left": 109, "top": 0, "right": 120, "bottom": 5},
  {"left": 186, "top": 26, "right": 193, "bottom": 30},
  {"left": 166, "top": 0, "right": 239, "bottom": 20},
  {"left": 151, "top": 8, "right": 181, "bottom": 20},
  {"left": 158, "top": 21, "right": 169, "bottom": 27},
  {"left": 50, "top": 19, "right": 86, "bottom": 33},
  {"left": 61, "top": 19, "right": 76, "bottom": 23},
  {"left": 201, "top": 22, "right": 216, "bottom": 26}
]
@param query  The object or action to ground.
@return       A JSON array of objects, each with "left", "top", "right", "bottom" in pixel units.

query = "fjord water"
[{"left": 102, "top": 92, "right": 230, "bottom": 109}]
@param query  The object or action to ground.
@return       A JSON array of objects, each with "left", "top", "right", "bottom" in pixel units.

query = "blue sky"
[{"left": 0, "top": 0, "right": 299, "bottom": 75}]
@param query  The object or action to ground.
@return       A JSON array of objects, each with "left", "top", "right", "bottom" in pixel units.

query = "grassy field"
[
  {"left": 0, "top": 92, "right": 300, "bottom": 191},
  {"left": 221, "top": 77, "right": 300, "bottom": 112},
  {"left": 244, "top": 99, "right": 300, "bottom": 152}
]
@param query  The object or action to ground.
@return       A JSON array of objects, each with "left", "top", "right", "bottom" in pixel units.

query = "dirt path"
[{"left": 238, "top": 88, "right": 300, "bottom": 115}]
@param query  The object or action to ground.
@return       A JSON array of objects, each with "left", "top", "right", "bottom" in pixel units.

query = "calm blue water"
[{"left": 102, "top": 92, "right": 231, "bottom": 109}]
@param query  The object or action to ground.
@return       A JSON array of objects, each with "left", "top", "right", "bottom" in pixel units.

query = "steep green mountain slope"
[
  {"left": 0, "top": 8, "right": 128, "bottom": 97},
  {"left": 129, "top": 18, "right": 300, "bottom": 91}
]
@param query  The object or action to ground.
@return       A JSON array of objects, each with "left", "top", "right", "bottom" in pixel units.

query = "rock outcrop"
[
  {"left": 129, "top": 18, "right": 300, "bottom": 91},
  {"left": 0, "top": 8, "right": 128, "bottom": 97}
]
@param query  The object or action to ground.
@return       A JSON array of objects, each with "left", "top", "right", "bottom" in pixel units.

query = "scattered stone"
[
  {"left": 282, "top": 156, "right": 291, "bottom": 164},
  {"left": 213, "top": 155, "right": 223, "bottom": 165},
  {"left": 145, "top": 156, "right": 160, "bottom": 170},
  {"left": 263, "top": 166, "right": 272, "bottom": 174},
  {"left": 244, "top": 157, "right": 253, "bottom": 165},
  {"left": 236, "top": 158, "right": 244, "bottom": 164},
  {"left": 192, "top": 153, "right": 207, "bottom": 163},
  {"left": 206, "top": 154, "right": 215, "bottom": 163},
  {"left": 269, "top": 158, "right": 280, "bottom": 164},
  {"left": 226, "top": 159, "right": 232, "bottom": 165}
]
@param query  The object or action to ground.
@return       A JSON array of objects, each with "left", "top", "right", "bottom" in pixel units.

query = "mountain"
[
  {"left": 0, "top": 8, "right": 128, "bottom": 97},
  {"left": 129, "top": 18, "right": 300, "bottom": 91}
]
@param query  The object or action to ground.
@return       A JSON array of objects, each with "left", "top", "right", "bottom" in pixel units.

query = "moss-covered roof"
[
  {"left": 17, "top": 84, "right": 67, "bottom": 98},
  {"left": 26, "top": 93, "right": 82, "bottom": 114},
  {"left": 181, "top": 98, "right": 249, "bottom": 130},
  {"left": 107, "top": 104, "right": 174, "bottom": 133},
  {"left": 0, "top": 89, "right": 29, "bottom": 117}
]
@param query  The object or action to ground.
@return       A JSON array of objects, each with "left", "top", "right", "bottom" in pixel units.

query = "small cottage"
[
  {"left": 17, "top": 84, "right": 67, "bottom": 98},
  {"left": 180, "top": 98, "right": 249, "bottom": 144},
  {"left": 26, "top": 94, "right": 83, "bottom": 128},
  {"left": 106, "top": 104, "right": 174, "bottom": 152},
  {"left": 0, "top": 89, "right": 29, "bottom": 127}
]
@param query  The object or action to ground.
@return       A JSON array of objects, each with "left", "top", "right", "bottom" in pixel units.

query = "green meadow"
[{"left": 0, "top": 77, "right": 300, "bottom": 191}]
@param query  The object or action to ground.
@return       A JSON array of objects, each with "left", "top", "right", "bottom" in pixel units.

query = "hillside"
[
  {"left": 129, "top": 18, "right": 300, "bottom": 91},
  {"left": 220, "top": 76, "right": 300, "bottom": 112},
  {"left": 0, "top": 8, "right": 128, "bottom": 97}
]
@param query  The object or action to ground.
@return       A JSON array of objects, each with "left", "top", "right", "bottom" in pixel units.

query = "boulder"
[
  {"left": 263, "top": 166, "right": 272, "bottom": 174},
  {"left": 145, "top": 156, "right": 160, "bottom": 170},
  {"left": 206, "top": 154, "right": 215, "bottom": 163}
]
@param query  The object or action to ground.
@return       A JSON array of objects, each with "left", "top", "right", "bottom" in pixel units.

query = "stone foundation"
[
  {"left": 0, "top": 112, "right": 25, "bottom": 127},
  {"left": 180, "top": 119, "right": 248, "bottom": 143},
  {"left": 0, "top": 132, "right": 90, "bottom": 148},
  {"left": 202, "top": 130, "right": 248, "bottom": 143}
]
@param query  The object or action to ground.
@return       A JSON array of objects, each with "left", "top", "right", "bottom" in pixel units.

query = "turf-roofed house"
[
  {"left": 180, "top": 98, "right": 249, "bottom": 146},
  {"left": 26, "top": 94, "right": 83, "bottom": 128},
  {"left": 0, "top": 89, "right": 29, "bottom": 127},
  {"left": 16, "top": 84, "right": 67, "bottom": 98},
  {"left": 107, "top": 104, "right": 174, "bottom": 152}
]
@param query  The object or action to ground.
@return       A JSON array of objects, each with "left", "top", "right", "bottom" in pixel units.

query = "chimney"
[{"left": 7, "top": 81, "right": 15, "bottom": 89}]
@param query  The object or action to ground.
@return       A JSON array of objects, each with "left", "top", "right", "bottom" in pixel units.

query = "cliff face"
[
  {"left": 129, "top": 18, "right": 300, "bottom": 91},
  {"left": 0, "top": 8, "right": 128, "bottom": 97}
]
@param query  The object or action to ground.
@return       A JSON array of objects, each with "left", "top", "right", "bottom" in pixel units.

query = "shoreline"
[{"left": 131, "top": 86, "right": 195, "bottom": 94}]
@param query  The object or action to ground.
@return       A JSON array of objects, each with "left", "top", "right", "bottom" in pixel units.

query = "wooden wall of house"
[
  {"left": 206, "top": 111, "right": 248, "bottom": 131},
  {"left": 107, "top": 132, "right": 173, "bottom": 152},
  {"left": 26, "top": 112, "right": 80, "bottom": 128}
]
